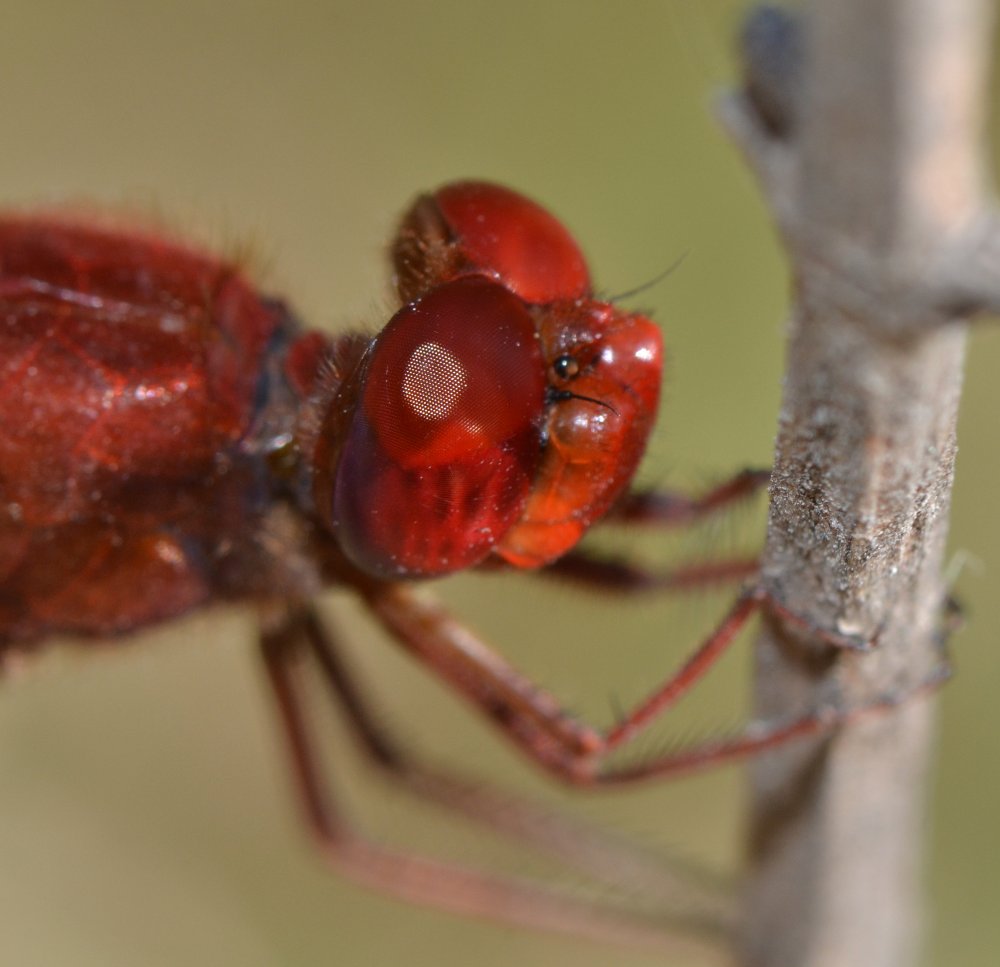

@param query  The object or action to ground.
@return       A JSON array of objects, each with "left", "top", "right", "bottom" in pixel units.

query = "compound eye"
[
  {"left": 393, "top": 181, "right": 593, "bottom": 305},
  {"left": 435, "top": 182, "right": 591, "bottom": 303},
  {"left": 332, "top": 276, "right": 547, "bottom": 578}
]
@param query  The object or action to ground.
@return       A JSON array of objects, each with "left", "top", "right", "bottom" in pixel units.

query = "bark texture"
[{"left": 720, "top": 3, "right": 998, "bottom": 966}]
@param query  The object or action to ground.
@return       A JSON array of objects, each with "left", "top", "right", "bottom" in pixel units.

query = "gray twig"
[{"left": 720, "top": 3, "right": 997, "bottom": 965}]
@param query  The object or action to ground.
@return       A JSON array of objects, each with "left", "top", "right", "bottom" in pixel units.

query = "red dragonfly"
[{"left": 0, "top": 182, "right": 875, "bottom": 947}]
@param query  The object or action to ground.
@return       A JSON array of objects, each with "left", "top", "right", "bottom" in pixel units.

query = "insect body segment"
[
  {"left": 0, "top": 217, "right": 279, "bottom": 528},
  {"left": 0, "top": 218, "right": 285, "bottom": 640}
]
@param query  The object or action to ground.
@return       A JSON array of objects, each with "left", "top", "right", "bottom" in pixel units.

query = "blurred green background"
[{"left": 0, "top": 2, "right": 997, "bottom": 966}]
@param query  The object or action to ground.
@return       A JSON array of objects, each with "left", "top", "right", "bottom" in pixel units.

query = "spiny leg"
[
  {"left": 542, "top": 547, "right": 759, "bottom": 593},
  {"left": 605, "top": 468, "right": 770, "bottom": 527},
  {"left": 593, "top": 662, "right": 952, "bottom": 786},
  {"left": 258, "top": 608, "right": 730, "bottom": 953},
  {"left": 362, "top": 582, "right": 949, "bottom": 786},
  {"left": 362, "top": 584, "right": 763, "bottom": 772},
  {"left": 295, "top": 606, "right": 735, "bottom": 927},
  {"left": 541, "top": 469, "right": 767, "bottom": 593},
  {"left": 525, "top": 469, "right": 948, "bottom": 778}
]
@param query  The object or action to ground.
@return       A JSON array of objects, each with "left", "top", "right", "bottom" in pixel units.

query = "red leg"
[
  {"left": 360, "top": 582, "right": 948, "bottom": 786},
  {"left": 257, "top": 608, "right": 729, "bottom": 954},
  {"left": 595, "top": 662, "right": 952, "bottom": 785},
  {"left": 539, "top": 469, "right": 766, "bottom": 594},
  {"left": 294, "top": 607, "right": 736, "bottom": 927},
  {"left": 604, "top": 468, "right": 770, "bottom": 527},
  {"left": 363, "top": 584, "right": 762, "bottom": 770},
  {"left": 541, "top": 547, "right": 759, "bottom": 593}
]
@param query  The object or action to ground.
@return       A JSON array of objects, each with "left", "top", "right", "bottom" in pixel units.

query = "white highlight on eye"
[{"left": 402, "top": 341, "right": 467, "bottom": 420}]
